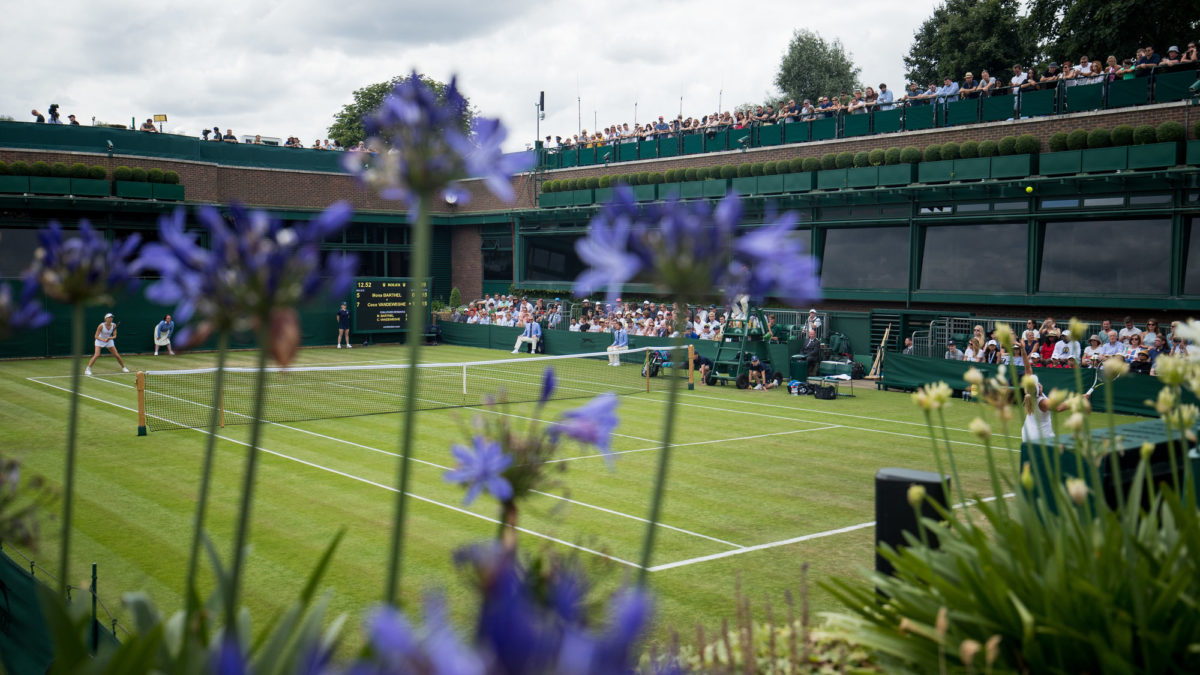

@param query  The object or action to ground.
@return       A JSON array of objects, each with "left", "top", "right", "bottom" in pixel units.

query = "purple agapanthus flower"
[
  {"left": 136, "top": 203, "right": 355, "bottom": 340},
  {"left": 553, "top": 393, "right": 620, "bottom": 463},
  {"left": 0, "top": 275, "right": 52, "bottom": 337},
  {"left": 444, "top": 436, "right": 513, "bottom": 505},
  {"left": 345, "top": 71, "right": 530, "bottom": 216},
  {"left": 214, "top": 633, "right": 247, "bottom": 675},
  {"left": 539, "top": 367, "right": 557, "bottom": 405},
  {"left": 361, "top": 600, "right": 484, "bottom": 675},
  {"left": 573, "top": 187, "right": 820, "bottom": 307},
  {"left": 28, "top": 220, "right": 141, "bottom": 305}
]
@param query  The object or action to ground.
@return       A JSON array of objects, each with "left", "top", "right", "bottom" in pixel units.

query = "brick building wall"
[{"left": 450, "top": 225, "right": 483, "bottom": 301}]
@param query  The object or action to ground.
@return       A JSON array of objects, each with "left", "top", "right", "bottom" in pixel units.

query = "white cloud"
[{"left": 5, "top": 0, "right": 941, "bottom": 150}]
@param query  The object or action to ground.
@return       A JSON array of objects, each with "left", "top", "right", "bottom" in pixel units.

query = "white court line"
[
  {"left": 547, "top": 425, "right": 841, "bottom": 464},
  {"left": 627, "top": 396, "right": 1019, "bottom": 454},
  {"left": 26, "top": 376, "right": 642, "bottom": 569},
  {"left": 48, "top": 376, "right": 740, "bottom": 550},
  {"left": 682, "top": 391, "right": 1024, "bottom": 440},
  {"left": 649, "top": 493, "right": 1015, "bottom": 572}
]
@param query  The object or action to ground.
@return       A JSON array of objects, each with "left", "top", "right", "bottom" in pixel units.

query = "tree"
[
  {"left": 774, "top": 29, "right": 862, "bottom": 105},
  {"left": 1027, "top": 0, "right": 1200, "bottom": 64},
  {"left": 904, "top": 0, "right": 1035, "bottom": 86},
  {"left": 327, "top": 73, "right": 476, "bottom": 148}
]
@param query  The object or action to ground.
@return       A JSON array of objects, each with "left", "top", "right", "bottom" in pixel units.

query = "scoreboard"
[{"left": 352, "top": 277, "right": 430, "bottom": 333}]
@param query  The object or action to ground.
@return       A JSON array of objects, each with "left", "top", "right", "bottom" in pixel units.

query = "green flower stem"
[
  {"left": 1104, "top": 379, "right": 1126, "bottom": 513},
  {"left": 183, "top": 330, "right": 229, "bottom": 622},
  {"left": 384, "top": 199, "right": 432, "bottom": 606},
  {"left": 58, "top": 303, "right": 84, "bottom": 596},
  {"left": 936, "top": 409, "right": 971, "bottom": 527},
  {"left": 980, "top": 436, "right": 1005, "bottom": 515},
  {"left": 637, "top": 330, "right": 686, "bottom": 584},
  {"left": 225, "top": 329, "right": 270, "bottom": 632},
  {"left": 922, "top": 410, "right": 950, "bottom": 509}
]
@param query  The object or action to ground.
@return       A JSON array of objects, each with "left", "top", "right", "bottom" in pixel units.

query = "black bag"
[
  {"left": 813, "top": 384, "right": 837, "bottom": 400},
  {"left": 851, "top": 362, "right": 865, "bottom": 380}
]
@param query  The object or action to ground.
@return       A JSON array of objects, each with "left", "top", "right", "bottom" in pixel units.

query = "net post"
[
  {"left": 645, "top": 350, "right": 650, "bottom": 393},
  {"left": 219, "top": 391, "right": 225, "bottom": 428},
  {"left": 687, "top": 344, "right": 695, "bottom": 391},
  {"left": 462, "top": 364, "right": 468, "bottom": 396},
  {"left": 136, "top": 371, "right": 147, "bottom": 436}
]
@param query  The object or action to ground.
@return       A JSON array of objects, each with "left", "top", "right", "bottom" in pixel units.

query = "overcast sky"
[{"left": 5, "top": 0, "right": 942, "bottom": 152}]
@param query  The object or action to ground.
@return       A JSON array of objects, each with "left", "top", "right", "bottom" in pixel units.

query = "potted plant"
[
  {"left": 846, "top": 151, "right": 877, "bottom": 188},
  {"left": 0, "top": 160, "right": 30, "bottom": 194},
  {"left": 114, "top": 165, "right": 153, "bottom": 198},
  {"left": 1080, "top": 127, "right": 1126, "bottom": 173},
  {"left": 1127, "top": 122, "right": 1183, "bottom": 170},
  {"left": 29, "top": 160, "right": 72, "bottom": 195},
  {"left": 69, "top": 163, "right": 110, "bottom": 197},
  {"left": 153, "top": 170, "right": 185, "bottom": 200},
  {"left": 918, "top": 144, "right": 954, "bottom": 183}
]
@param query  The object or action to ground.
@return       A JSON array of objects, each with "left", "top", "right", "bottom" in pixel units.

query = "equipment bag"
[
  {"left": 851, "top": 361, "right": 866, "bottom": 379},
  {"left": 813, "top": 384, "right": 837, "bottom": 400}
]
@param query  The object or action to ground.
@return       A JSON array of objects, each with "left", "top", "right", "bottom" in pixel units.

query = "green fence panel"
[
  {"left": 981, "top": 94, "right": 1017, "bottom": 122},
  {"left": 945, "top": 99, "right": 979, "bottom": 126},
  {"left": 1127, "top": 142, "right": 1179, "bottom": 169},
  {"left": 28, "top": 177, "right": 71, "bottom": 195},
  {"left": 1080, "top": 146, "right": 1127, "bottom": 173},
  {"left": 595, "top": 186, "right": 615, "bottom": 203},
  {"left": 918, "top": 160, "right": 954, "bottom": 183},
  {"left": 845, "top": 166, "right": 877, "bottom": 187},
  {"left": 882, "top": 353, "right": 1196, "bottom": 417},
  {"left": 658, "top": 137, "right": 680, "bottom": 157},
  {"left": 951, "top": 157, "right": 990, "bottom": 181},
  {"left": 1107, "top": 78, "right": 1149, "bottom": 108},
  {"left": 196, "top": 141, "right": 345, "bottom": 172},
  {"left": 873, "top": 108, "right": 904, "bottom": 134},
  {"left": 817, "top": 169, "right": 847, "bottom": 190},
  {"left": 559, "top": 148, "right": 579, "bottom": 168},
  {"left": 439, "top": 321, "right": 723, "bottom": 360},
  {"left": 731, "top": 176, "right": 757, "bottom": 196},
  {"left": 0, "top": 176, "right": 29, "bottom": 193},
  {"left": 1153, "top": 69, "right": 1200, "bottom": 102},
  {"left": 1019, "top": 88, "right": 1057, "bottom": 117},
  {"left": 537, "top": 193, "right": 553, "bottom": 208},
  {"left": 618, "top": 142, "right": 638, "bottom": 161},
  {"left": 757, "top": 174, "right": 784, "bottom": 194},
  {"left": 783, "top": 121, "right": 810, "bottom": 143},
  {"left": 682, "top": 133, "right": 705, "bottom": 154},
  {"left": 633, "top": 185, "right": 656, "bottom": 201},
  {"left": 842, "top": 114, "right": 871, "bottom": 137},
  {"left": 572, "top": 189, "right": 595, "bottom": 206},
  {"left": 702, "top": 179, "right": 728, "bottom": 198},
  {"left": 704, "top": 129, "right": 729, "bottom": 152},
  {"left": 782, "top": 171, "right": 814, "bottom": 192},
  {"left": 729, "top": 127, "right": 754, "bottom": 148},
  {"left": 903, "top": 105, "right": 935, "bottom": 130},
  {"left": 758, "top": 124, "right": 784, "bottom": 146},
  {"left": 576, "top": 146, "right": 596, "bottom": 166},
  {"left": 810, "top": 117, "right": 837, "bottom": 140},
  {"left": 638, "top": 139, "right": 658, "bottom": 160},
  {"left": 990, "top": 154, "right": 1034, "bottom": 178},
  {"left": 1187, "top": 140, "right": 1200, "bottom": 165},
  {"left": 1039, "top": 150, "right": 1082, "bottom": 175},
  {"left": 877, "top": 163, "right": 916, "bottom": 186},
  {"left": 0, "top": 552, "right": 55, "bottom": 675},
  {"left": 1065, "top": 82, "right": 1104, "bottom": 112},
  {"left": 680, "top": 181, "right": 704, "bottom": 199}
]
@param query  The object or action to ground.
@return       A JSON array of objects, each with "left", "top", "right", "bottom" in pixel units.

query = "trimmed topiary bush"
[
  {"left": 1111, "top": 124, "right": 1134, "bottom": 146},
  {"left": 762, "top": 161, "right": 777, "bottom": 175},
  {"left": 802, "top": 157, "right": 821, "bottom": 172},
  {"left": 959, "top": 140, "right": 979, "bottom": 159},
  {"left": 998, "top": 136, "right": 1017, "bottom": 155},
  {"left": 90, "top": 166, "right": 108, "bottom": 180},
  {"left": 835, "top": 151, "right": 854, "bottom": 169},
  {"left": 849, "top": 151, "right": 867, "bottom": 168},
  {"left": 148, "top": 168, "right": 166, "bottom": 183},
  {"left": 696, "top": 167, "right": 711, "bottom": 180},
  {"left": 750, "top": 162, "right": 765, "bottom": 176},
  {"left": 598, "top": 175, "right": 611, "bottom": 188},
  {"left": 130, "top": 167, "right": 148, "bottom": 182},
  {"left": 69, "top": 162, "right": 90, "bottom": 178},
  {"left": 1048, "top": 132, "right": 1069, "bottom": 152},
  {"left": 684, "top": 168, "right": 698, "bottom": 181},
  {"left": 1156, "top": 121, "right": 1185, "bottom": 144},
  {"left": 788, "top": 157, "right": 804, "bottom": 173},
  {"left": 821, "top": 153, "right": 837, "bottom": 170},
  {"left": 663, "top": 169, "right": 676, "bottom": 182},
  {"left": 1087, "top": 128, "right": 1111, "bottom": 148},
  {"left": 737, "top": 163, "right": 752, "bottom": 177},
  {"left": 940, "top": 142, "right": 960, "bottom": 161},
  {"left": 114, "top": 165, "right": 138, "bottom": 182},
  {"left": 50, "top": 162, "right": 69, "bottom": 178},
  {"left": 923, "top": 145, "right": 942, "bottom": 162},
  {"left": 899, "top": 146, "right": 921, "bottom": 164},
  {"left": 1066, "top": 129, "right": 1088, "bottom": 151},
  {"left": 978, "top": 140, "right": 998, "bottom": 157},
  {"left": 0, "top": 162, "right": 8, "bottom": 175},
  {"left": 868, "top": 149, "right": 885, "bottom": 166},
  {"left": 31, "top": 161, "right": 51, "bottom": 177},
  {"left": 648, "top": 172, "right": 664, "bottom": 185},
  {"left": 9, "top": 161, "right": 30, "bottom": 176},
  {"left": 884, "top": 147, "right": 901, "bottom": 165},
  {"left": 721, "top": 165, "right": 736, "bottom": 179},
  {"left": 1132, "top": 124, "right": 1156, "bottom": 145},
  {"left": 541, "top": 180, "right": 553, "bottom": 193},
  {"left": 1015, "top": 134, "right": 1040, "bottom": 154}
]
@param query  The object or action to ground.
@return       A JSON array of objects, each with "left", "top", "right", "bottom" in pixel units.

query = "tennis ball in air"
[{"left": 1025, "top": 186, "right": 1033, "bottom": 193}]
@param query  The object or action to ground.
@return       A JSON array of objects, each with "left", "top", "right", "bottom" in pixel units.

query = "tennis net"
[{"left": 136, "top": 345, "right": 693, "bottom": 432}]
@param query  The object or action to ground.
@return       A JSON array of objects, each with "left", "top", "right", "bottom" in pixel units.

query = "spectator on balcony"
[
  {"left": 816, "top": 97, "right": 835, "bottom": 117},
  {"left": 1142, "top": 318, "right": 1164, "bottom": 345},
  {"left": 1084, "top": 61, "right": 1105, "bottom": 84},
  {"left": 1074, "top": 55, "right": 1091, "bottom": 73},
  {"left": 864, "top": 87, "right": 879, "bottom": 110},
  {"left": 945, "top": 339, "right": 964, "bottom": 360},
  {"left": 1100, "top": 330, "right": 1123, "bottom": 358},
  {"left": 251, "top": 134, "right": 264, "bottom": 145},
  {"left": 877, "top": 83, "right": 895, "bottom": 110},
  {"left": 1060, "top": 60, "right": 1080, "bottom": 87},
  {"left": 1135, "top": 45, "right": 1161, "bottom": 76},
  {"left": 654, "top": 116, "right": 670, "bottom": 135},
  {"left": 1183, "top": 42, "right": 1198, "bottom": 63},
  {"left": 47, "top": 104, "right": 62, "bottom": 124},
  {"left": 800, "top": 99, "right": 816, "bottom": 120},
  {"left": 210, "top": 127, "right": 224, "bottom": 141},
  {"left": 978, "top": 70, "right": 998, "bottom": 95},
  {"left": 847, "top": 91, "right": 868, "bottom": 114},
  {"left": 67, "top": 114, "right": 80, "bottom": 126},
  {"left": 31, "top": 109, "right": 45, "bottom": 123},
  {"left": 1105, "top": 55, "right": 1121, "bottom": 80},
  {"left": 1010, "top": 64, "right": 1031, "bottom": 94},
  {"left": 1021, "top": 319, "right": 1040, "bottom": 355},
  {"left": 1118, "top": 316, "right": 1141, "bottom": 342},
  {"left": 222, "top": 129, "right": 238, "bottom": 142},
  {"left": 935, "top": 77, "right": 960, "bottom": 104},
  {"left": 959, "top": 72, "right": 980, "bottom": 99},
  {"left": 1038, "top": 62, "right": 1062, "bottom": 89},
  {"left": 140, "top": 118, "right": 159, "bottom": 133}
]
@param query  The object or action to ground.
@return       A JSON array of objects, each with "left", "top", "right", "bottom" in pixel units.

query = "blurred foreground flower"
[
  {"left": 30, "top": 220, "right": 142, "bottom": 305},
  {"left": 0, "top": 275, "right": 51, "bottom": 338},
  {"left": 445, "top": 436, "right": 513, "bottom": 506}
]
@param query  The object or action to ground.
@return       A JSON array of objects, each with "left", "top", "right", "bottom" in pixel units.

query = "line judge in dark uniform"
[
  {"left": 803, "top": 328, "right": 821, "bottom": 377},
  {"left": 336, "top": 301, "right": 352, "bottom": 349}
]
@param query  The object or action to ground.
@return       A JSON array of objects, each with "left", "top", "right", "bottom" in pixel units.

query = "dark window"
[
  {"left": 0, "top": 229, "right": 42, "bottom": 277},
  {"left": 387, "top": 251, "right": 410, "bottom": 277},
  {"left": 483, "top": 249, "right": 513, "bottom": 281},
  {"left": 358, "top": 250, "right": 386, "bottom": 277},
  {"left": 920, "top": 223, "right": 1026, "bottom": 292},
  {"left": 1185, "top": 218, "right": 1200, "bottom": 295},
  {"left": 820, "top": 227, "right": 909, "bottom": 289},
  {"left": 1039, "top": 219, "right": 1170, "bottom": 295},
  {"left": 366, "top": 225, "right": 387, "bottom": 245},
  {"left": 523, "top": 235, "right": 583, "bottom": 282}
]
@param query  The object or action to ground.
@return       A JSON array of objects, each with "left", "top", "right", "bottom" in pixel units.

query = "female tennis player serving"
[{"left": 85, "top": 312, "right": 130, "bottom": 376}]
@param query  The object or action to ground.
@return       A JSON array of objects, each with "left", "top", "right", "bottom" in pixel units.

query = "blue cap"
[{"left": 751, "top": 354, "right": 759, "bottom": 361}]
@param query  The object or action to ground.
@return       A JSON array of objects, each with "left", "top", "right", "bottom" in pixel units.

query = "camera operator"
[{"left": 48, "top": 104, "right": 63, "bottom": 124}]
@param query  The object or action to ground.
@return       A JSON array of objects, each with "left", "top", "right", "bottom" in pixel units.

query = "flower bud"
[
  {"left": 935, "top": 607, "right": 949, "bottom": 642},
  {"left": 928, "top": 382, "right": 953, "bottom": 409},
  {"left": 964, "top": 367, "right": 984, "bottom": 386},
  {"left": 968, "top": 417, "right": 991, "bottom": 439},
  {"left": 1069, "top": 318, "right": 1089, "bottom": 345},
  {"left": 1153, "top": 355, "right": 1188, "bottom": 387},
  {"left": 959, "top": 639, "right": 981, "bottom": 667},
  {"left": 985, "top": 635, "right": 1002, "bottom": 667},
  {"left": 911, "top": 390, "right": 931, "bottom": 410},
  {"left": 1021, "top": 462, "right": 1034, "bottom": 491},
  {"left": 907, "top": 484, "right": 926, "bottom": 509},
  {"left": 1153, "top": 388, "right": 1176, "bottom": 415},
  {"left": 1064, "top": 412, "right": 1084, "bottom": 433},
  {"left": 1140, "top": 441, "right": 1155, "bottom": 461},
  {"left": 1066, "top": 478, "right": 1088, "bottom": 505},
  {"left": 1103, "top": 357, "right": 1129, "bottom": 381},
  {"left": 1047, "top": 388, "right": 1068, "bottom": 409},
  {"left": 1021, "top": 374, "right": 1038, "bottom": 395},
  {"left": 993, "top": 322, "right": 1013, "bottom": 349}
]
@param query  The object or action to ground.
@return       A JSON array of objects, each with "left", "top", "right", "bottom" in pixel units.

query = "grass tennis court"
[{"left": 0, "top": 342, "right": 1140, "bottom": 652}]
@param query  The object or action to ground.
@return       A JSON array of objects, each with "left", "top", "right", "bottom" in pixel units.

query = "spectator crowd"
[{"left": 544, "top": 41, "right": 1198, "bottom": 149}]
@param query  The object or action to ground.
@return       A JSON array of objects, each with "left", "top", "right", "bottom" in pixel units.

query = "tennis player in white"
[
  {"left": 154, "top": 314, "right": 175, "bottom": 356},
  {"left": 86, "top": 313, "right": 130, "bottom": 376}
]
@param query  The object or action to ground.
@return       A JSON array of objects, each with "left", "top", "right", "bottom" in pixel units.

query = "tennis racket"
[{"left": 1086, "top": 362, "right": 1123, "bottom": 396}]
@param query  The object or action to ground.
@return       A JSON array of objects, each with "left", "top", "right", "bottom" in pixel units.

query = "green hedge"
[
  {"left": 853, "top": 151, "right": 869, "bottom": 168},
  {"left": 821, "top": 153, "right": 837, "bottom": 170},
  {"left": 1066, "top": 129, "right": 1088, "bottom": 151},
  {"left": 1132, "top": 124, "right": 1156, "bottom": 145},
  {"left": 923, "top": 144, "right": 942, "bottom": 162},
  {"left": 1111, "top": 124, "right": 1134, "bottom": 146},
  {"left": 998, "top": 136, "right": 1017, "bottom": 155},
  {"left": 1014, "top": 134, "right": 1039, "bottom": 154},
  {"left": 1087, "top": 128, "right": 1111, "bottom": 148},
  {"left": 835, "top": 151, "right": 854, "bottom": 169},
  {"left": 940, "top": 142, "right": 960, "bottom": 161},
  {"left": 978, "top": 140, "right": 998, "bottom": 157},
  {"left": 899, "top": 146, "right": 921, "bottom": 164},
  {"left": 802, "top": 157, "right": 821, "bottom": 172},
  {"left": 1048, "top": 131, "right": 1069, "bottom": 152},
  {"left": 959, "top": 140, "right": 979, "bottom": 158},
  {"left": 884, "top": 147, "right": 901, "bottom": 165},
  {"left": 1157, "top": 121, "right": 1185, "bottom": 144}
]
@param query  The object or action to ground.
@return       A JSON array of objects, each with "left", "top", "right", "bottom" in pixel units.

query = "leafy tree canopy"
[
  {"left": 1026, "top": 0, "right": 1200, "bottom": 64},
  {"left": 904, "top": 0, "right": 1035, "bottom": 85},
  {"left": 774, "top": 29, "right": 862, "bottom": 104},
  {"left": 327, "top": 73, "right": 476, "bottom": 148}
]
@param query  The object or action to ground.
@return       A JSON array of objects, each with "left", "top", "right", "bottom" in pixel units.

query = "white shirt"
[
  {"left": 1011, "top": 72, "right": 1029, "bottom": 87},
  {"left": 568, "top": 323, "right": 580, "bottom": 332},
  {"left": 1118, "top": 326, "right": 1141, "bottom": 342},
  {"left": 1022, "top": 393, "right": 1055, "bottom": 443}
]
